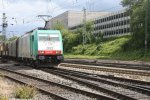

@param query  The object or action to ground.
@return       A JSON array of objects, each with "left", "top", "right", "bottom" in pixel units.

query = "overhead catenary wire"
[
  {"left": 6, "top": 0, "right": 123, "bottom": 25},
  {"left": 2, "top": 0, "right": 5, "bottom": 9},
  {"left": 4, "top": 0, "right": 124, "bottom": 37},
  {"left": 42, "top": 0, "right": 122, "bottom": 18}
]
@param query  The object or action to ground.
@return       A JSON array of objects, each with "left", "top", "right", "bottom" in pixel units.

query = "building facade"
[
  {"left": 45, "top": 11, "right": 109, "bottom": 29},
  {"left": 46, "top": 9, "right": 131, "bottom": 38},
  {"left": 93, "top": 9, "right": 130, "bottom": 38}
]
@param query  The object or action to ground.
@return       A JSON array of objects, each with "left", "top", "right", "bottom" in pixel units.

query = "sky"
[{"left": 0, "top": 0, "right": 123, "bottom": 38}]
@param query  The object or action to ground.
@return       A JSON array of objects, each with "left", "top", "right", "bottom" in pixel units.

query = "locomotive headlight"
[{"left": 38, "top": 51, "right": 45, "bottom": 54}]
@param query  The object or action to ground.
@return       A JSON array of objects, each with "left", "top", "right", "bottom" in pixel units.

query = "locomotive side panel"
[{"left": 30, "top": 31, "right": 38, "bottom": 60}]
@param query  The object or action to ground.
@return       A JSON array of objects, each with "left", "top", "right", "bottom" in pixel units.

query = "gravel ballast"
[
  {"left": 0, "top": 76, "right": 54, "bottom": 100},
  {"left": 1, "top": 62, "right": 150, "bottom": 100},
  {"left": 0, "top": 63, "right": 111, "bottom": 99}
]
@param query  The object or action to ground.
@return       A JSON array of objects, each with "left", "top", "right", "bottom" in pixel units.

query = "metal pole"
[
  {"left": 145, "top": 0, "right": 149, "bottom": 55},
  {"left": 2, "top": 13, "right": 7, "bottom": 43},
  {"left": 83, "top": 7, "right": 86, "bottom": 46}
]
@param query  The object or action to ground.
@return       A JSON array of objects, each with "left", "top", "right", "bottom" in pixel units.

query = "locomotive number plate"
[{"left": 47, "top": 47, "right": 53, "bottom": 50}]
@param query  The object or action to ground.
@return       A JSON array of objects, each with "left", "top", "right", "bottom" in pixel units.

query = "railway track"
[
  {"left": 64, "top": 59, "right": 150, "bottom": 71},
  {"left": 1, "top": 61, "right": 150, "bottom": 99},
  {"left": 0, "top": 67, "right": 115, "bottom": 100},
  {"left": 42, "top": 68, "right": 150, "bottom": 100},
  {"left": 58, "top": 65, "right": 150, "bottom": 87},
  {"left": 60, "top": 63, "right": 150, "bottom": 76},
  {"left": 47, "top": 68, "right": 150, "bottom": 90},
  {"left": 55, "top": 68, "right": 150, "bottom": 86}
]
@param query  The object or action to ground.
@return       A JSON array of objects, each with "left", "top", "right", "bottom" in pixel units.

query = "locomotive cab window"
[
  {"left": 50, "top": 37, "right": 60, "bottom": 41},
  {"left": 39, "top": 36, "right": 50, "bottom": 41},
  {"left": 38, "top": 34, "right": 60, "bottom": 42}
]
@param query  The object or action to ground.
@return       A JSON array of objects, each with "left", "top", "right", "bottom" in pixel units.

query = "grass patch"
[
  {"left": 64, "top": 53, "right": 111, "bottom": 59},
  {"left": 97, "top": 37, "right": 129, "bottom": 55},
  {"left": 65, "top": 35, "right": 150, "bottom": 61},
  {"left": 15, "top": 85, "right": 37, "bottom": 99},
  {"left": 0, "top": 95, "right": 8, "bottom": 100},
  {"left": 65, "top": 51, "right": 149, "bottom": 61}
]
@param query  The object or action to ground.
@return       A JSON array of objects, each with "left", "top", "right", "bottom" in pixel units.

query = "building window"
[
  {"left": 127, "top": 20, "right": 130, "bottom": 24},
  {"left": 124, "top": 28, "right": 127, "bottom": 33},
  {"left": 121, "top": 13, "right": 124, "bottom": 18},
  {"left": 127, "top": 28, "right": 130, "bottom": 33},
  {"left": 116, "top": 30, "right": 119, "bottom": 34},
  {"left": 120, "top": 21, "right": 123, "bottom": 26},
  {"left": 98, "top": 19, "right": 101, "bottom": 23},
  {"left": 119, "top": 14, "right": 121, "bottom": 18},
  {"left": 116, "top": 14, "right": 119, "bottom": 19},
  {"left": 121, "top": 29, "right": 123, "bottom": 34},
  {"left": 101, "top": 19, "right": 103, "bottom": 22}
]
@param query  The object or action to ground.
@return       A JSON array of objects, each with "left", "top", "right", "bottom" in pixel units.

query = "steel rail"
[
  {"left": 56, "top": 68, "right": 150, "bottom": 87},
  {"left": 43, "top": 68, "right": 137, "bottom": 100},
  {"left": 0, "top": 67, "right": 114, "bottom": 100},
  {"left": 46, "top": 68, "right": 150, "bottom": 96},
  {"left": 59, "top": 63, "right": 150, "bottom": 76},
  {"left": 54, "top": 68, "right": 150, "bottom": 87},
  {"left": 64, "top": 59, "right": 150, "bottom": 68}
]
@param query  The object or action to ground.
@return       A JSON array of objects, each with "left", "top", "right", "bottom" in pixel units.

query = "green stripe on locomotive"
[
  {"left": 30, "top": 30, "right": 63, "bottom": 60},
  {"left": 30, "top": 30, "right": 38, "bottom": 60}
]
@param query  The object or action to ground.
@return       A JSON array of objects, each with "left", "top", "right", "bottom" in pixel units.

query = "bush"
[
  {"left": 0, "top": 73, "right": 4, "bottom": 77},
  {"left": 98, "top": 37, "right": 130, "bottom": 55},
  {"left": 15, "top": 85, "right": 37, "bottom": 99},
  {"left": 111, "top": 49, "right": 144, "bottom": 60},
  {"left": 0, "top": 96, "right": 8, "bottom": 100}
]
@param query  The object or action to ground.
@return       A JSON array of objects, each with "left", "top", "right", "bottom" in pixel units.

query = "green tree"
[
  {"left": 74, "top": 28, "right": 83, "bottom": 44},
  {"left": 53, "top": 22, "right": 81, "bottom": 52},
  {"left": 95, "top": 31, "right": 104, "bottom": 44},
  {"left": 121, "top": 0, "right": 150, "bottom": 49},
  {"left": 7, "top": 36, "right": 18, "bottom": 42},
  {"left": 85, "top": 21, "right": 95, "bottom": 43},
  {"left": 53, "top": 21, "right": 65, "bottom": 30},
  {"left": 0, "top": 35, "right": 4, "bottom": 41}
]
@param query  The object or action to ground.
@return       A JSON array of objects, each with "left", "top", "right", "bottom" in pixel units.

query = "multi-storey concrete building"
[
  {"left": 70, "top": 10, "right": 131, "bottom": 38},
  {"left": 45, "top": 10, "right": 109, "bottom": 29},
  {"left": 93, "top": 9, "right": 130, "bottom": 38},
  {"left": 46, "top": 9, "right": 130, "bottom": 38}
]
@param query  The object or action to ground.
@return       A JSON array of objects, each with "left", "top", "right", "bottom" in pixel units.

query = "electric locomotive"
[{"left": 0, "top": 28, "right": 64, "bottom": 67}]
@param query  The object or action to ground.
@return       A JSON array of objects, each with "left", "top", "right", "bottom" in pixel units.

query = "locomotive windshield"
[{"left": 38, "top": 34, "right": 60, "bottom": 41}]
